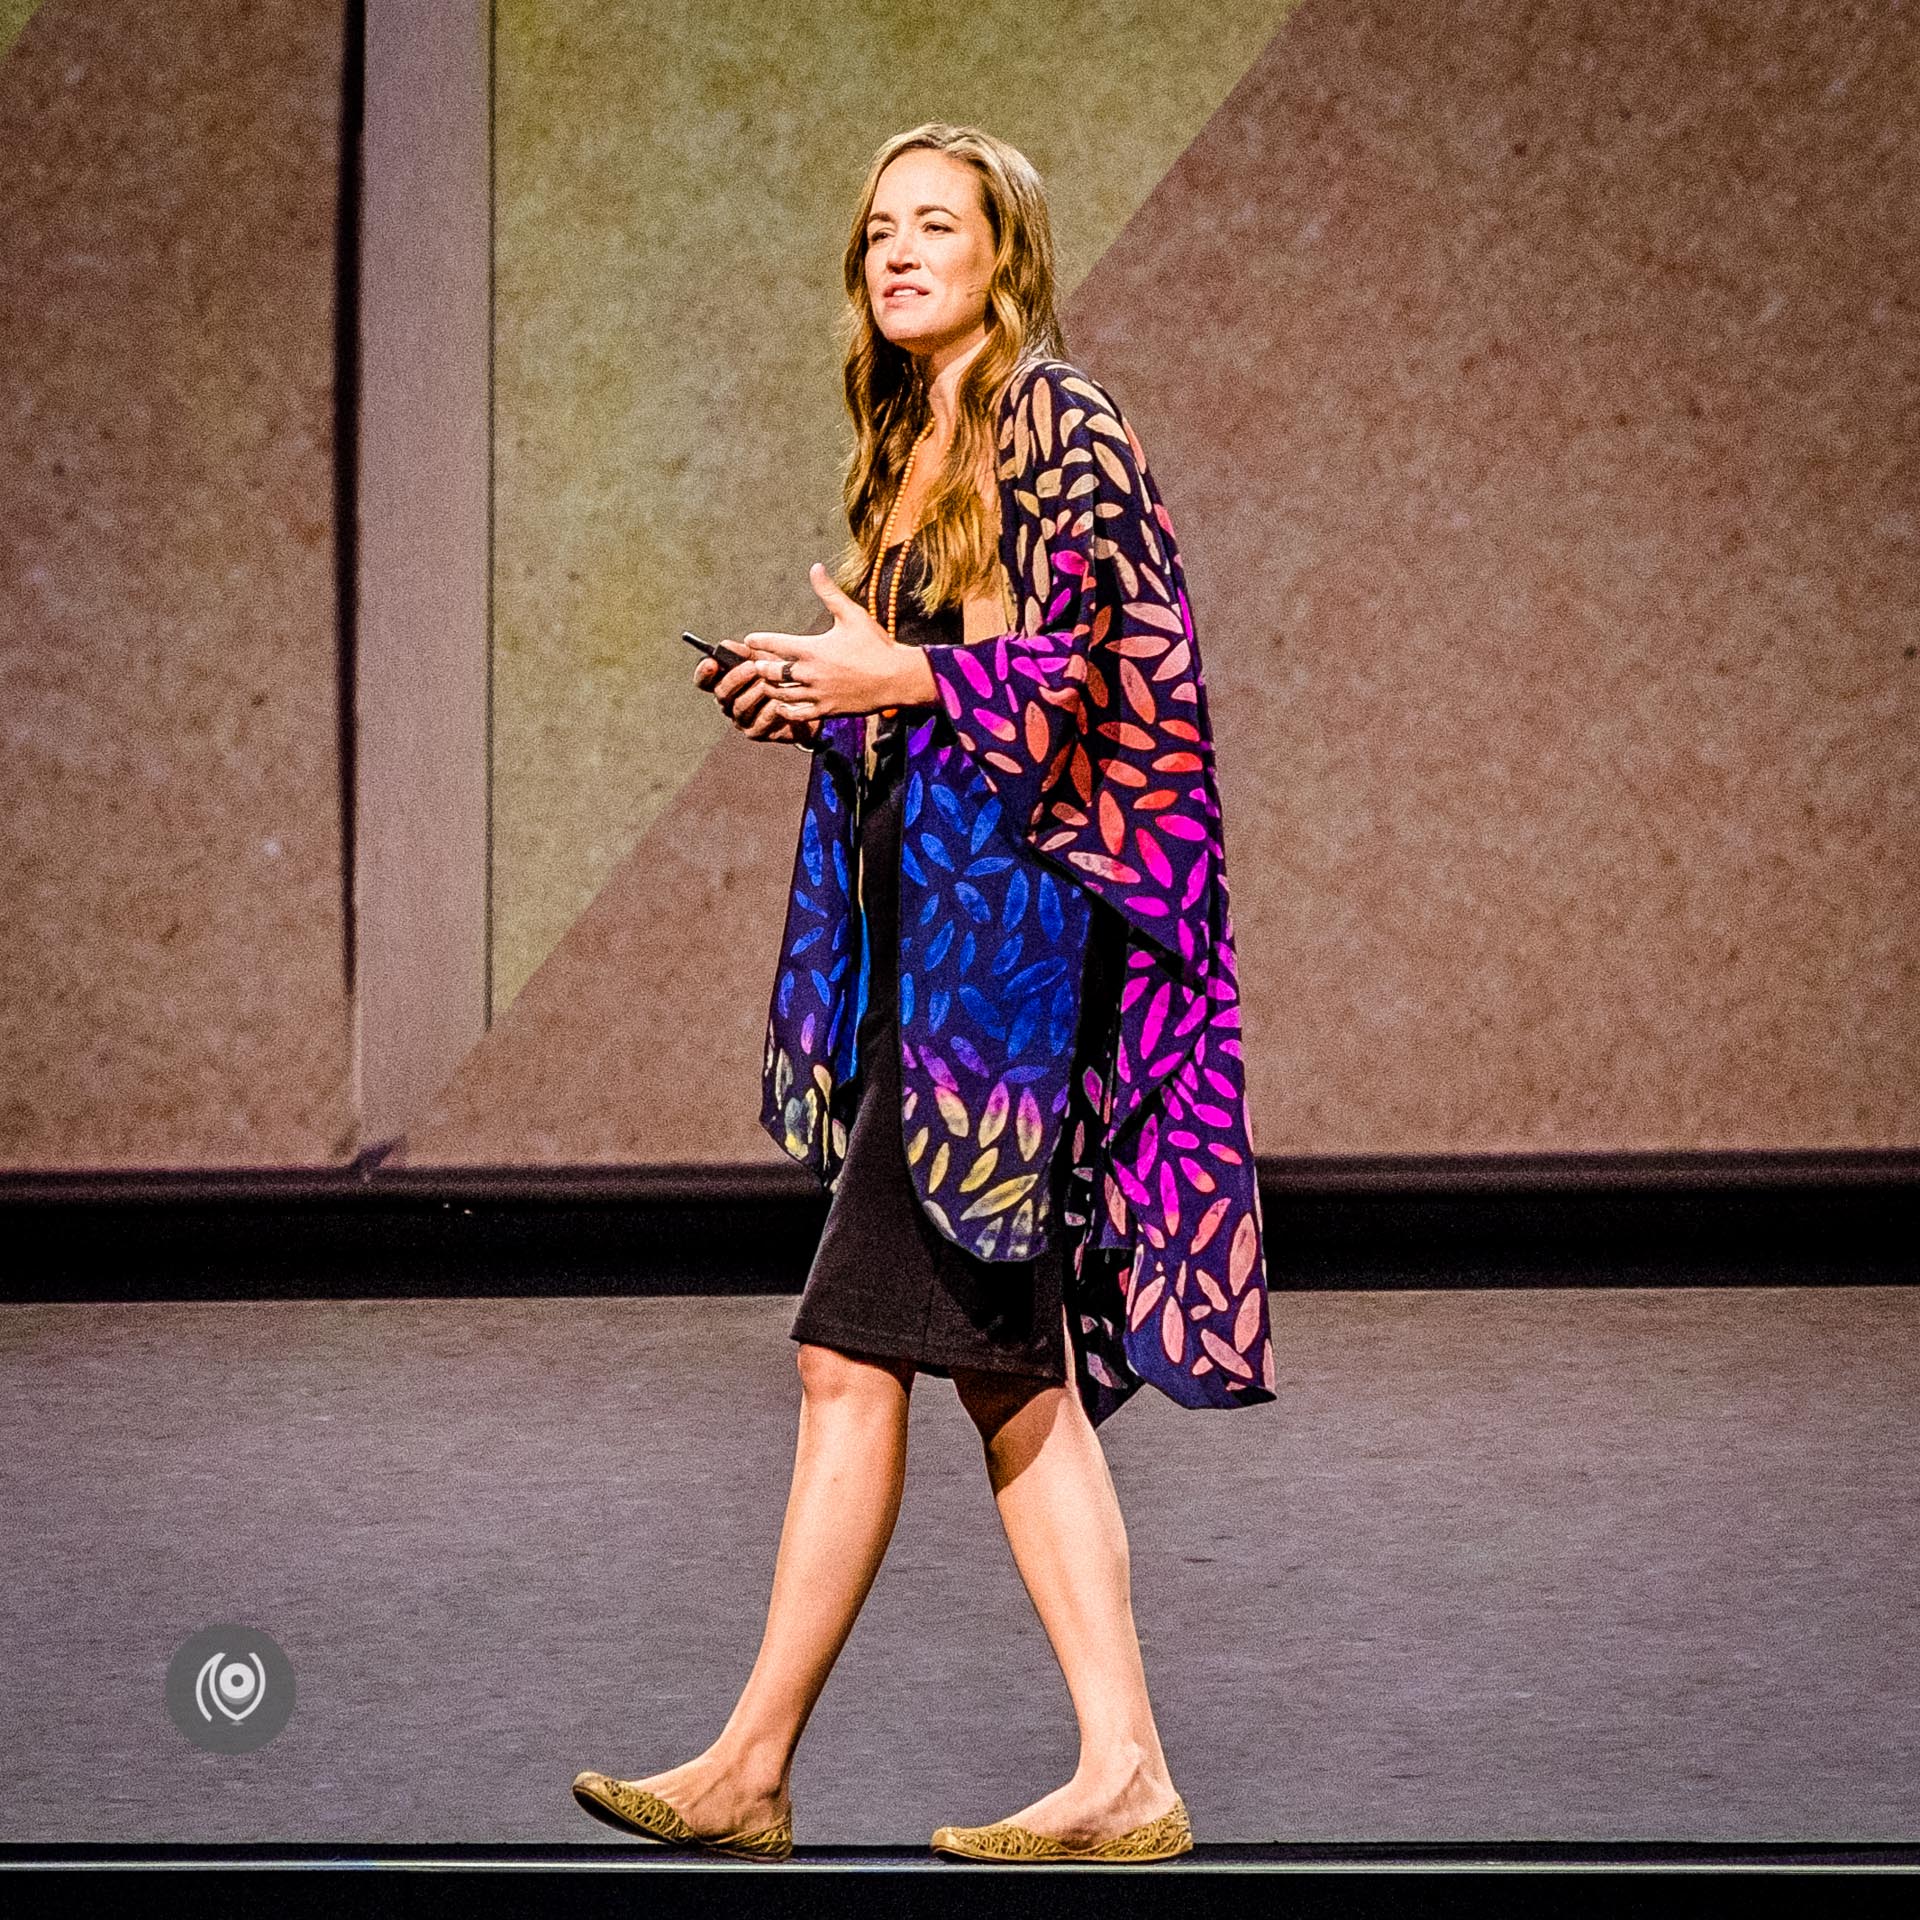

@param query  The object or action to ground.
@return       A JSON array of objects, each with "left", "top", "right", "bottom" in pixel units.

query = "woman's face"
[{"left": 862, "top": 149, "right": 995, "bottom": 359}]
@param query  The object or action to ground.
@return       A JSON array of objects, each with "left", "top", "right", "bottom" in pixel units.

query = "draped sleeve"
[
  {"left": 921, "top": 360, "right": 1274, "bottom": 1415},
  {"left": 917, "top": 360, "right": 1224, "bottom": 990}
]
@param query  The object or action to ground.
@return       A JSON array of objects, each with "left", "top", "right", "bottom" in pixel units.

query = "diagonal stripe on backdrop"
[
  {"left": 492, "top": 0, "right": 1307, "bottom": 1016},
  {"left": 1, "top": 1, "right": 50, "bottom": 61}
]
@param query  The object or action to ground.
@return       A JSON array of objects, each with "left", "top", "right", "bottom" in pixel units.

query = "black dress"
[{"left": 787, "top": 532, "right": 1074, "bottom": 1383}]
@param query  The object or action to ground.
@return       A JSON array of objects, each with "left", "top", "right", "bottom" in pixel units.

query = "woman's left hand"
[{"left": 744, "top": 563, "right": 935, "bottom": 721}]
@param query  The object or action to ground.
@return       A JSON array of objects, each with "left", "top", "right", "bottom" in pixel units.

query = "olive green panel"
[
  {"left": 1, "top": 1, "right": 50, "bottom": 59},
  {"left": 491, "top": 0, "right": 1305, "bottom": 1016}
]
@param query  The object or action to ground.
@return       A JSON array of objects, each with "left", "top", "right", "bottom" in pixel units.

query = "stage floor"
[{"left": 2, "top": 1284, "right": 1914, "bottom": 1846}]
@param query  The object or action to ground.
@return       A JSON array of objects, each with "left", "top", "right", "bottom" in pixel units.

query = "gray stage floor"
[{"left": 2, "top": 1285, "right": 1915, "bottom": 1846}]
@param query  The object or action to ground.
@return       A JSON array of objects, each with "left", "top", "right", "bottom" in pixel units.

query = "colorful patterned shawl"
[{"left": 762, "top": 357, "right": 1274, "bottom": 1426}]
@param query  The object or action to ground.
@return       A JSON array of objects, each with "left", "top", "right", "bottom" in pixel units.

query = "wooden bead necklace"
[
  {"left": 858, "top": 414, "right": 935, "bottom": 765},
  {"left": 792, "top": 415, "right": 936, "bottom": 757},
  {"left": 868, "top": 415, "right": 936, "bottom": 641}
]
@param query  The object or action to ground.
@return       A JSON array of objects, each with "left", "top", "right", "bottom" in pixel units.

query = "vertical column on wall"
[{"left": 354, "top": 0, "right": 491, "bottom": 1150}]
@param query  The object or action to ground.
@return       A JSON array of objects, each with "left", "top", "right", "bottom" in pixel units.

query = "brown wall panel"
[
  {"left": 0, "top": 0, "right": 352, "bottom": 1167},
  {"left": 1079, "top": 0, "right": 1919, "bottom": 1150}
]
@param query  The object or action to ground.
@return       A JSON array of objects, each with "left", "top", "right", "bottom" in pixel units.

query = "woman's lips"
[{"left": 884, "top": 286, "right": 927, "bottom": 300}]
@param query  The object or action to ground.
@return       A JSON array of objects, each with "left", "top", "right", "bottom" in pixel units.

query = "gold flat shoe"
[
  {"left": 570, "top": 1769, "right": 793, "bottom": 1861},
  {"left": 931, "top": 1791, "right": 1192, "bottom": 1864}
]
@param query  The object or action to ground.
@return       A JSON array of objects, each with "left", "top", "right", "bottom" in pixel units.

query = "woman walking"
[{"left": 572, "top": 122, "right": 1273, "bottom": 1865}]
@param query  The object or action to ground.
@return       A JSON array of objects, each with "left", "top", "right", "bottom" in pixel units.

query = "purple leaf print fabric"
[{"left": 763, "top": 358, "right": 1273, "bottom": 1426}]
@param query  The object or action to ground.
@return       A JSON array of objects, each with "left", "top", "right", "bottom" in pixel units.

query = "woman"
[{"left": 572, "top": 123, "right": 1273, "bottom": 1865}]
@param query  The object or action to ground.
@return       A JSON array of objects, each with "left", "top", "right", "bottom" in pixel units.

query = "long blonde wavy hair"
[{"left": 829, "top": 124, "right": 1069, "bottom": 615}]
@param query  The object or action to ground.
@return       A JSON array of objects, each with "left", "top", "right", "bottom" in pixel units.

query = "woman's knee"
[{"left": 795, "top": 1339, "right": 915, "bottom": 1406}]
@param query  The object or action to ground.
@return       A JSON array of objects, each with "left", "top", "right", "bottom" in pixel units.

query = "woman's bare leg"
[
  {"left": 621, "top": 1340, "right": 916, "bottom": 1833},
  {"left": 948, "top": 1333, "right": 1180, "bottom": 1842}
]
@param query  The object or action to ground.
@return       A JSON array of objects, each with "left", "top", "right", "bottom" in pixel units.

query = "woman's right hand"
[{"left": 695, "top": 652, "right": 818, "bottom": 748}]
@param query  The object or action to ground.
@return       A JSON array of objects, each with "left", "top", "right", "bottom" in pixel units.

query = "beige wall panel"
[
  {"left": 0, "top": 0, "right": 353, "bottom": 1167},
  {"left": 490, "top": 0, "right": 1305, "bottom": 1016},
  {"left": 405, "top": 0, "right": 1915, "bottom": 1166}
]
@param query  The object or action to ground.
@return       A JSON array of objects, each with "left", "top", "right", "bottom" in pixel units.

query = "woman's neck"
[{"left": 919, "top": 327, "right": 990, "bottom": 440}]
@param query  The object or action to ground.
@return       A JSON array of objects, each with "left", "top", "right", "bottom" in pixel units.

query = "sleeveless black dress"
[{"left": 787, "top": 532, "right": 1075, "bottom": 1383}]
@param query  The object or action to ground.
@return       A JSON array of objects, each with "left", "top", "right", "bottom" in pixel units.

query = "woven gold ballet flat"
[
  {"left": 931, "top": 1792, "right": 1192, "bottom": 1864},
  {"left": 570, "top": 1769, "right": 793, "bottom": 1861}
]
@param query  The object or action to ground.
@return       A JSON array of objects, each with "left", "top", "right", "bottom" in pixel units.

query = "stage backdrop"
[
  {"left": 0, "top": 1, "right": 1913, "bottom": 1170},
  {"left": 407, "top": 0, "right": 1918, "bottom": 1164}
]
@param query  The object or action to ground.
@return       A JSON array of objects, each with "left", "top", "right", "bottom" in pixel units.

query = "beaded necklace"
[
  {"left": 868, "top": 417, "right": 936, "bottom": 631},
  {"left": 863, "top": 416, "right": 936, "bottom": 761}
]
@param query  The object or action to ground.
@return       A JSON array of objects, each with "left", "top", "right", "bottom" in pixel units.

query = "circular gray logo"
[{"left": 164, "top": 1624, "right": 296, "bottom": 1752}]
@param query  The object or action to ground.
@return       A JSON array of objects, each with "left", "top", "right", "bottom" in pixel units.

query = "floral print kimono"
[{"left": 762, "top": 356, "right": 1274, "bottom": 1427}]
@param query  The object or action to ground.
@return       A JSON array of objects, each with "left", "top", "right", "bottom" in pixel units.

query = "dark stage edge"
[
  {"left": 2, "top": 1148, "right": 1915, "bottom": 1299},
  {"left": 2, "top": 1844, "right": 1918, "bottom": 1920}
]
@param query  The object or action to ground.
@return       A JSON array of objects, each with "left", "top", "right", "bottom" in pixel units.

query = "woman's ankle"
[
  {"left": 703, "top": 1732, "right": 792, "bottom": 1802},
  {"left": 1075, "top": 1736, "right": 1171, "bottom": 1792}
]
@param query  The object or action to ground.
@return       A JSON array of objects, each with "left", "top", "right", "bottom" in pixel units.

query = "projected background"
[
  {"left": 412, "top": 0, "right": 1918, "bottom": 1166},
  {"left": 0, "top": 0, "right": 1913, "bottom": 1169}
]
